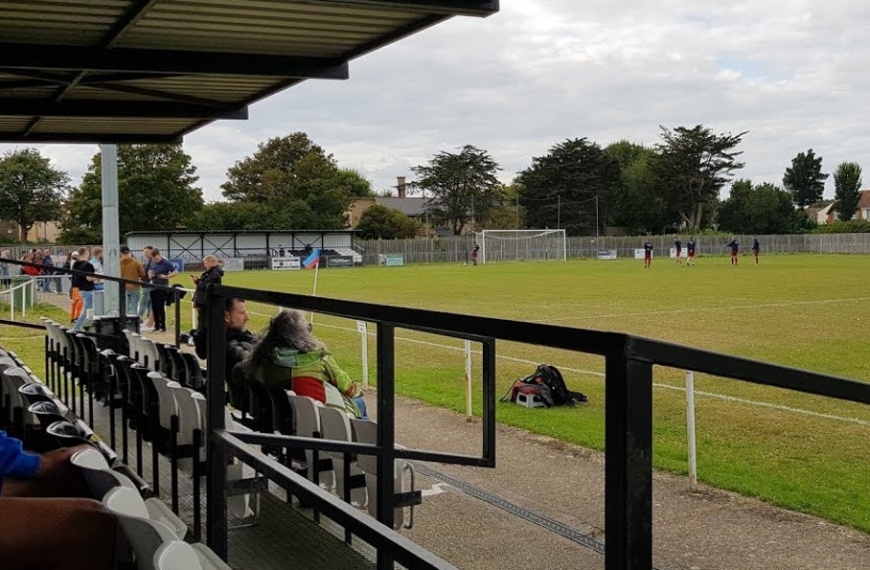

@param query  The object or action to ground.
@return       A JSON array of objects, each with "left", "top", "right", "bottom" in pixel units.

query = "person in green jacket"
[{"left": 241, "top": 309, "right": 367, "bottom": 418}]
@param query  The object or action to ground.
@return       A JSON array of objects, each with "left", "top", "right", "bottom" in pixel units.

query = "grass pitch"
[{"left": 4, "top": 253, "right": 869, "bottom": 532}]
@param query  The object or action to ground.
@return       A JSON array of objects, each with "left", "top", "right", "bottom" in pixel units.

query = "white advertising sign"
[{"left": 270, "top": 256, "right": 301, "bottom": 271}]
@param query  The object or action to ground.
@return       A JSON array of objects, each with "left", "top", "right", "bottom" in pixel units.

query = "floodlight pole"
[
  {"left": 595, "top": 195, "right": 600, "bottom": 239},
  {"left": 101, "top": 144, "right": 120, "bottom": 317},
  {"left": 557, "top": 195, "right": 561, "bottom": 230}
]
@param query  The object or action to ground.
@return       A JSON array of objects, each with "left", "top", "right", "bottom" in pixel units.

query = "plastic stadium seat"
[
  {"left": 319, "top": 406, "right": 367, "bottom": 507},
  {"left": 154, "top": 540, "right": 232, "bottom": 570},
  {"left": 27, "top": 400, "right": 69, "bottom": 429},
  {"left": 103, "top": 486, "right": 178, "bottom": 570},
  {"left": 287, "top": 394, "right": 334, "bottom": 490}
]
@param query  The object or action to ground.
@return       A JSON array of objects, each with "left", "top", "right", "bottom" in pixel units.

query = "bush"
[{"left": 810, "top": 220, "right": 870, "bottom": 234}]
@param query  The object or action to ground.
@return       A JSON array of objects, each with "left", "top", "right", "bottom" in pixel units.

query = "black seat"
[
  {"left": 28, "top": 400, "right": 68, "bottom": 429},
  {"left": 46, "top": 420, "right": 94, "bottom": 448},
  {"left": 18, "top": 382, "right": 54, "bottom": 406}
]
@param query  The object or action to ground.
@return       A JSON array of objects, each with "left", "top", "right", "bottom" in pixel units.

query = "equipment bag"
[{"left": 500, "top": 364, "right": 588, "bottom": 407}]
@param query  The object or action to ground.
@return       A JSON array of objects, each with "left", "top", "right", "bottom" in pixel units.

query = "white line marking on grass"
[
  {"left": 248, "top": 311, "right": 870, "bottom": 428},
  {"left": 530, "top": 296, "right": 870, "bottom": 323}
]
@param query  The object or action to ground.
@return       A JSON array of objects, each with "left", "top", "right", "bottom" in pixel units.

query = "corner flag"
[{"left": 303, "top": 248, "right": 321, "bottom": 269}]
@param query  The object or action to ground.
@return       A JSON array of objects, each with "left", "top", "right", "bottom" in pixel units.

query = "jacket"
[
  {"left": 0, "top": 431, "right": 40, "bottom": 493},
  {"left": 250, "top": 347, "right": 363, "bottom": 418},
  {"left": 193, "top": 266, "right": 224, "bottom": 308},
  {"left": 120, "top": 257, "right": 146, "bottom": 290}
]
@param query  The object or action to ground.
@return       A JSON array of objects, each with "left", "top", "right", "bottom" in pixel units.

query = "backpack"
[{"left": 501, "top": 364, "right": 588, "bottom": 407}]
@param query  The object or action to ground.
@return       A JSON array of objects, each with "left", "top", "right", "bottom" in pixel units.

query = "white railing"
[{"left": 0, "top": 277, "right": 36, "bottom": 320}]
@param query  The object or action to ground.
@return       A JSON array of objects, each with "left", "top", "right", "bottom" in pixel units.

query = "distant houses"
[{"left": 806, "top": 190, "right": 870, "bottom": 224}]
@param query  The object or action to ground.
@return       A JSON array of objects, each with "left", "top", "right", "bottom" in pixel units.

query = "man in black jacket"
[{"left": 195, "top": 297, "right": 255, "bottom": 407}]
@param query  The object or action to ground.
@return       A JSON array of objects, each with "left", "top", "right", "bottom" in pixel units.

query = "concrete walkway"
[{"left": 387, "top": 397, "right": 870, "bottom": 570}]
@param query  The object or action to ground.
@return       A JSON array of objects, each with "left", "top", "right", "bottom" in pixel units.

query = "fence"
[{"left": 355, "top": 233, "right": 870, "bottom": 264}]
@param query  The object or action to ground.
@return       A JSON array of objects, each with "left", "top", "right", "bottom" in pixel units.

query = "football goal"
[{"left": 475, "top": 229, "right": 567, "bottom": 263}]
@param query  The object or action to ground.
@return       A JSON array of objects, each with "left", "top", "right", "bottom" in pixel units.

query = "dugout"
[{"left": 125, "top": 230, "right": 362, "bottom": 269}]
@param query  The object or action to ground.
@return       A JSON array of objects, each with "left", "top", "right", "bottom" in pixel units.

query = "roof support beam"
[
  {"left": 0, "top": 44, "right": 350, "bottom": 79},
  {"left": 0, "top": 132, "right": 182, "bottom": 144},
  {"left": 0, "top": 99, "right": 248, "bottom": 120},
  {"left": 303, "top": 0, "right": 498, "bottom": 16}
]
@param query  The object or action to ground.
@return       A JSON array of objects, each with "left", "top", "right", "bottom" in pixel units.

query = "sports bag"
[{"left": 500, "top": 364, "right": 588, "bottom": 407}]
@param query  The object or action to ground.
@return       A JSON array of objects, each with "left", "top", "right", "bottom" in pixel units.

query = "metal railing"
[{"left": 200, "top": 283, "right": 870, "bottom": 570}]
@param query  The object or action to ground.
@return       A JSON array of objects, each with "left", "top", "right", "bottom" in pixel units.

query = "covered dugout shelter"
[{"left": 0, "top": 0, "right": 498, "bottom": 314}]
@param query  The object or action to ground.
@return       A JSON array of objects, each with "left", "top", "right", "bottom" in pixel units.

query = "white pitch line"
[
  {"left": 247, "top": 310, "right": 870, "bottom": 428},
  {"left": 530, "top": 296, "right": 870, "bottom": 323}
]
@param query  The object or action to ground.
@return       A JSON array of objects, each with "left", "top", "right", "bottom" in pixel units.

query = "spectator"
[
  {"left": 119, "top": 246, "right": 146, "bottom": 316},
  {"left": 139, "top": 246, "right": 155, "bottom": 331},
  {"left": 90, "top": 246, "right": 105, "bottom": 294},
  {"left": 239, "top": 309, "right": 367, "bottom": 418},
  {"left": 20, "top": 252, "right": 41, "bottom": 277},
  {"left": 192, "top": 255, "right": 224, "bottom": 326},
  {"left": 71, "top": 248, "right": 97, "bottom": 331},
  {"left": 65, "top": 251, "right": 82, "bottom": 323},
  {"left": 0, "top": 432, "right": 116, "bottom": 570},
  {"left": 194, "top": 298, "right": 255, "bottom": 407},
  {"left": 42, "top": 249, "right": 62, "bottom": 294},
  {"left": 0, "top": 249, "right": 10, "bottom": 288},
  {"left": 147, "top": 248, "right": 178, "bottom": 334}
]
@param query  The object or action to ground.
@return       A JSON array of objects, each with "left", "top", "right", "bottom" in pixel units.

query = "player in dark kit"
[
  {"left": 674, "top": 236, "right": 682, "bottom": 265},
  {"left": 727, "top": 237, "right": 739, "bottom": 266},
  {"left": 643, "top": 238, "right": 653, "bottom": 269},
  {"left": 471, "top": 243, "right": 480, "bottom": 266},
  {"left": 751, "top": 237, "right": 760, "bottom": 264},
  {"left": 686, "top": 237, "right": 696, "bottom": 266}
]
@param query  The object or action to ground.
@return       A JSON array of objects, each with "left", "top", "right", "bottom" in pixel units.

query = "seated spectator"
[
  {"left": 0, "top": 431, "right": 116, "bottom": 570},
  {"left": 239, "top": 309, "right": 367, "bottom": 418},
  {"left": 20, "top": 252, "right": 41, "bottom": 277},
  {"left": 195, "top": 298, "right": 255, "bottom": 406}
]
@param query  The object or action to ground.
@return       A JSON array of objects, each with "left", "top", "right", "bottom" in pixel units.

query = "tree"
[
  {"left": 517, "top": 138, "right": 620, "bottom": 236},
  {"left": 833, "top": 162, "right": 862, "bottom": 222},
  {"left": 335, "top": 168, "right": 375, "bottom": 197},
  {"left": 783, "top": 149, "right": 829, "bottom": 208},
  {"left": 718, "top": 179, "right": 811, "bottom": 234},
  {"left": 411, "top": 145, "right": 503, "bottom": 235},
  {"left": 604, "top": 141, "right": 675, "bottom": 234},
  {"left": 62, "top": 144, "right": 202, "bottom": 239},
  {"left": 656, "top": 125, "right": 747, "bottom": 229},
  {"left": 0, "top": 149, "right": 68, "bottom": 242},
  {"left": 221, "top": 133, "right": 354, "bottom": 229},
  {"left": 355, "top": 204, "right": 420, "bottom": 240}
]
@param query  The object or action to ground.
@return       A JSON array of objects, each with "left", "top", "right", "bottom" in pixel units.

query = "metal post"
[
  {"left": 206, "top": 291, "right": 228, "bottom": 559},
  {"left": 100, "top": 144, "right": 121, "bottom": 316},
  {"left": 375, "top": 323, "right": 396, "bottom": 569},
  {"left": 174, "top": 289, "right": 181, "bottom": 347},
  {"left": 596, "top": 196, "right": 600, "bottom": 239},
  {"left": 358, "top": 320, "right": 369, "bottom": 388},
  {"left": 481, "top": 338, "right": 496, "bottom": 465},
  {"left": 604, "top": 350, "right": 653, "bottom": 570},
  {"left": 685, "top": 371, "right": 698, "bottom": 488},
  {"left": 464, "top": 340, "right": 472, "bottom": 420},
  {"left": 557, "top": 195, "right": 561, "bottom": 230}
]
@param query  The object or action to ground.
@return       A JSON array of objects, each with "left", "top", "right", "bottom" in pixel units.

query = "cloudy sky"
[{"left": 4, "top": 0, "right": 868, "bottom": 201}]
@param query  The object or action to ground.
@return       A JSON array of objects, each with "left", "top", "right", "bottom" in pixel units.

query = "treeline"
[{"left": 1, "top": 126, "right": 866, "bottom": 244}]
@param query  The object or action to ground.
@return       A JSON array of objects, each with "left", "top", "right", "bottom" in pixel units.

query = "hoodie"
[
  {"left": 0, "top": 431, "right": 40, "bottom": 493},
  {"left": 120, "top": 256, "right": 146, "bottom": 290}
]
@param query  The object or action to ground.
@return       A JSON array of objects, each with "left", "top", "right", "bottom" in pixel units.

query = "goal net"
[{"left": 476, "top": 230, "right": 567, "bottom": 264}]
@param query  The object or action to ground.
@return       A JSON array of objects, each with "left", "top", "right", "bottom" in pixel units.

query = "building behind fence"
[{"left": 355, "top": 233, "right": 870, "bottom": 265}]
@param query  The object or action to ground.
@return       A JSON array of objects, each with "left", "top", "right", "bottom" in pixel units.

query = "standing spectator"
[
  {"left": 147, "top": 248, "right": 178, "bottom": 333},
  {"left": 71, "top": 248, "right": 97, "bottom": 331},
  {"left": 471, "top": 243, "right": 480, "bottom": 266},
  {"left": 139, "top": 246, "right": 155, "bottom": 331},
  {"left": 119, "top": 246, "right": 146, "bottom": 316},
  {"left": 727, "top": 236, "right": 739, "bottom": 266},
  {"left": 0, "top": 249, "right": 10, "bottom": 288},
  {"left": 65, "top": 251, "right": 82, "bottom": 323},
  {"left": 192, "top": 255, "right": 224, "bottom": 329},
  {"left": 751, "top": 237, "right": 760, "bottom": 265},
  {"left": 673, "top": 236, "right": 682, "bottom": 265},
  {"left": 20, "top": 252, "right": 41, "bottom": 277},
  {"left": 90, "top": 247, "right": 105, "bottom": 293},
  {"left": 42, "top": 249, "right": 63, "bottom": 294},
  {"left": 686, "top": 236, "right": 697, "bottom": 266},
  {"left": 643, "top": 236, "right": 654, "bottom": 269}
]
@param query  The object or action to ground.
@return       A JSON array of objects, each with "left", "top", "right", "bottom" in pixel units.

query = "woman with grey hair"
[{"left": 241, "top": 309, "right": 367, "bottom": 418}]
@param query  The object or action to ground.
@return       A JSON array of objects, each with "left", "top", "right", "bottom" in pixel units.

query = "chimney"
[{"left": 397, "top": 176, "right": 407, "bottom": 198}]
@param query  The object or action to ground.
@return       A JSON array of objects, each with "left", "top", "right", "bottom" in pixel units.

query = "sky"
[{"left": 3, "top": 0, "right": 869, "bottom": 202}]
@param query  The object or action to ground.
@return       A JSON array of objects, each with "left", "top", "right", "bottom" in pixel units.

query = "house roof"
[
  {"left": 0, "top": 1, "right": 497, "bottom": 143},
  {"left": 857, "top": 190, "right": 870, "bottom": 210},
  {"left": 375, "top": 196, "right": 429, "bottom": 216}
]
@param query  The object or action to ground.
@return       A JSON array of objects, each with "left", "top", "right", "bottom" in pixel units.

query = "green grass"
[{"left": 5, "top": 255, "right": 870, "bottom": 533}]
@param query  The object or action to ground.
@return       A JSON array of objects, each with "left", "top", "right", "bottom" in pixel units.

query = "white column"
[
  {"left": 100, "top": 144, "right": 120, "bottom": 316},
  {"left": 685, "top": 370, "right": 698, "bottom": 488}
]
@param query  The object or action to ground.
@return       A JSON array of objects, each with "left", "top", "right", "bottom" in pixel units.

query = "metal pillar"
[{"left": 100, "top": 144, "right": 120, "bottom": 316}]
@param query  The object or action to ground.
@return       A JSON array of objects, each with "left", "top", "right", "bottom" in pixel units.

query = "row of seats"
[{"left": 0, "top": 346, "right": 227, "bottom": 570}]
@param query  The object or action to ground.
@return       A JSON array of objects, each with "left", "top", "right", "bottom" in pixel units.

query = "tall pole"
[
  {"left": 557, "top": 195, "right": 561, "bottom": 230},
  {"left": 595, "top": 195, "right": 600, "bottom": 239},
  {"left": 515, "top": 193, "right": 519, "bottom": 229},
  {"left": 100, "top": 144, "right": 120, "bottom": 317}
]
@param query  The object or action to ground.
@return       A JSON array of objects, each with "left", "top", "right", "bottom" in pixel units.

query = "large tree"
[
  {"left": 656, "top": 125, "right": 747, "bottom": 229},
  {"left": 355, "top": 204, "right": 419, "bottom": 240},
  {"left": 412, "top": 145, "right": 503, "bottom": 235},
  {"left": 833, "top": 162, "right": 862, "bottom": 222},
  {"left": 604, "top": 141, "right": 675, "bottom": 234},
  {"left": 517, "top": 138, "right": 620, "bottom": 236},
  {"left": 783, "top": 149, "right": 829, "bottom": 208},
  {"left": 0, "top": 149, "right": 68, "bottom": 242},
  {"left": 221, "top": 133, "right": 355, "bottom": 229},
  {"left": 62, "top": 144, "right": 202, "bottom": 241},
  {"left": 718, "top": 179, "right": 810, "bottom": 234}
]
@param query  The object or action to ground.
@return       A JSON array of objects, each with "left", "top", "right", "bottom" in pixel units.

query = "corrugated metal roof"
[
  {"left": 0, "top": 0, "right": 498, "bottom": 143},
  {"left": 126, "top": 229, "right": 358, "bottom": 235}
]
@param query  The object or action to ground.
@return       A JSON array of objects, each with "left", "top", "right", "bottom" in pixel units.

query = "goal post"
[{"left": 476, "top": 229, "right": 567, "bottom": 263}]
